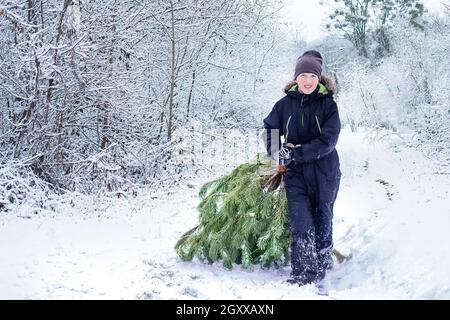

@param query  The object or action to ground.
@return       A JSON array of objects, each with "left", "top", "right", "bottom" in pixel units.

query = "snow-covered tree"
[
  {"left": 321, "top": 0, "right": 426, "bottom": 59},
  {"left": 0, "top": 0, "right": 287, "bottom": 196},
  {"left": 337, "top": 13, "right": 449, "bottom": 162}
]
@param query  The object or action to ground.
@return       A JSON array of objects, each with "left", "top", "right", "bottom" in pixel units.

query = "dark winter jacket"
[{"left": 263, "top": 75, "right": 341, "bottom": 180}]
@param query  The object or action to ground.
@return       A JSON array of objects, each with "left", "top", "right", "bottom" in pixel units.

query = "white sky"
[{"left": 281, "top": 0, "right": 448, "bottom": 42}]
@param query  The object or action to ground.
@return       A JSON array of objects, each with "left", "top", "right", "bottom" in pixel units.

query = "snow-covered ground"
[{"left": 1, "top": 128, "right": 449, "bottom": 299}]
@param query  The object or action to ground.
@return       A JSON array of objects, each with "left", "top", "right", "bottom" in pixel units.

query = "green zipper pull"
[
  {"left": 285, "top": 115, "right": 292, "bottom": 143},
  {"left": 315, "top": 115, "right": 322, "bottom": 135}
]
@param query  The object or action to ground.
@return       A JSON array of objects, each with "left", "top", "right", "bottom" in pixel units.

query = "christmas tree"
[{"left": 175, "top": 154, "right": 347, "bottom": 269}]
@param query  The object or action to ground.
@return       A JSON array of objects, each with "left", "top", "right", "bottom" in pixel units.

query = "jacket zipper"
[{"left": 300, "top": 96, "right": 304, "bottom": 128}]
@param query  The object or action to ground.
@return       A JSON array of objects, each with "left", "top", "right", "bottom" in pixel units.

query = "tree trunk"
[
  {"left": 168, "top": 0, "right": 176, "bottom": 142},
  {"left": 186, "top": 70, "right": 196, "bottom": 121}
]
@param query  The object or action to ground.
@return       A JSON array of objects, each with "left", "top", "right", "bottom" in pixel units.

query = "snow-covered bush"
[
  {"left": 338, "top": 15, "right": 450, "bottom": 162},
  {"left": 0, "top": 161, "right": 53, "bottom": 212}
]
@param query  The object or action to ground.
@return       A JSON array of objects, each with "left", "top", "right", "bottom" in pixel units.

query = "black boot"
[{"left": 286, "top": 276, "right": 315, "bottom": 287}]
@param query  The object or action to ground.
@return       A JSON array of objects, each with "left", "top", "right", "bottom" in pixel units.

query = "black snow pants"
[{"left": 284, "top": 162, "right": 340, "bottom": 284}]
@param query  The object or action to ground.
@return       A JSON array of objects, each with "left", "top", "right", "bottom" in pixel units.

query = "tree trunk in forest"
[
  {"left": 167, "top": 0, "right": 176, "bottom": 142},
  {"left": 186, "top": 70, "right": 195, "bottom": 121}
]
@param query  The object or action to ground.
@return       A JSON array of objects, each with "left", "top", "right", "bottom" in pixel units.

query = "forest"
[{"left": 1, "top": 0, "right": 448, "bottom": 203}]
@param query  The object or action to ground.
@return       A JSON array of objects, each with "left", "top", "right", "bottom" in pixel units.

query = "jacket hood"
[{"left": 283, "top": 74, "right": 338, "bottom": 99}]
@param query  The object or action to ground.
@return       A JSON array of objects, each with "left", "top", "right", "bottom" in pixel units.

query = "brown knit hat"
[{"left": 294, "top": 50, "right": 323, "bottom": 80}]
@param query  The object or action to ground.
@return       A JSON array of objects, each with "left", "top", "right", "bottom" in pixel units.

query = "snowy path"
[{"left": 1, "top": 129, "right": 449, "bottom": 299}]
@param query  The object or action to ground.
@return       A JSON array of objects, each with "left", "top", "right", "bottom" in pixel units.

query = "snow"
[{"left": 1, "top": 128, "right": 449, "bottom": 299}]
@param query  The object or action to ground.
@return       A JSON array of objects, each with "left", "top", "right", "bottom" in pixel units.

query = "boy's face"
[{"left": 296, "top": 73, "right": 319, "bottom": 95}]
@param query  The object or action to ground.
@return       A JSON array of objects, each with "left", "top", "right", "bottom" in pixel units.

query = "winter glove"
[
  {"left": 279, "top": 143, "right": 301, "bottom": 161},
  {"left": 279, "top": 143, "right": 294, "bottom": 161}
]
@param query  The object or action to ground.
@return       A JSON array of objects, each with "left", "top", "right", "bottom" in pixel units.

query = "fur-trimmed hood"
[{"left": 283, "top": 73, "right": 338, "bottom": 96}]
